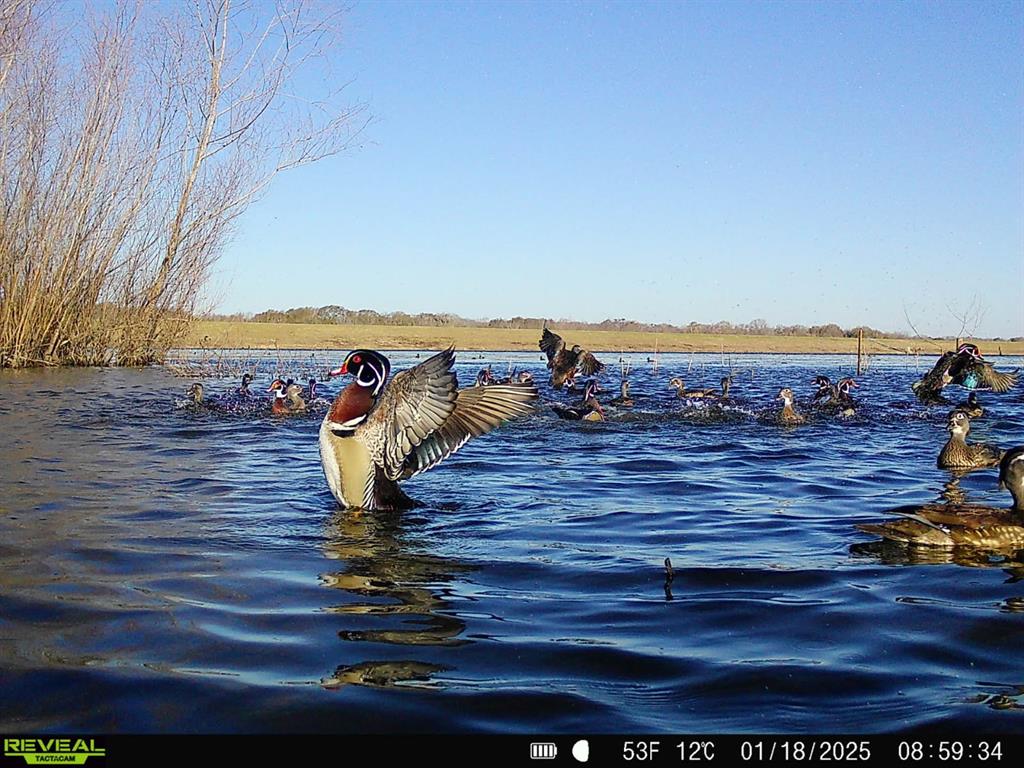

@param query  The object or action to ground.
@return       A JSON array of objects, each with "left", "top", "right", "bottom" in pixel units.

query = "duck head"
[
  {"left": 836, "top": 378, "right": 859, "bottom": 396},
  {"left": 517, "top": 371, "right": 534, "bottom": 385},
  {"left": 187, "top": 382, "right": 203, "bottom": 404},
  {"left": 475, "top": 367, "right": 494, "bottom": 386},
  {"left": 998, "top": 447, "right": 1024, "bottom": 512},
  {"left": 239, "top": 373, "right": 253, "bottom": 394},
  {"left": 946, "top": 409, "right": 971, "bottom": 439},
  {"left": 307, "top": 378, "right": 318, "bottom": 399},
  {"left": 619, "top": 380, "right": 630, "bottom": 397},
  {"left": 777, "top": 387, "right": 795, "bottom": 406},
  {"left": 267, "top": 378, "right": 288, "bottom": 398},
  {"left": 957, "top": 343, "right": 982, "bottom": 360},
  {"left": 668, "top": 377, "right": 684, "bottom": 390},
  {"left": 329, "top": 350, "right": 391, "bottom": 397}
]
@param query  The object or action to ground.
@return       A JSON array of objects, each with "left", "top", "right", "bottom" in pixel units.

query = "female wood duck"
[
  {"left": 857, "top": 446, "right": 1024, "bottom": 549},
  {"left": 236, "top": 373, "right": 254, "bottom": 398},
  {"left": 937, "top": 409, "right": 1001, "bottom": 470},
  {"left": 776, "top": 387, "right": 805, "bottom": 425},
  {"left": 957, "top": 392, "right": 984, "bottom": 419},
  {"left": 539, "top": 327, "right": 604, "bottom": 389},
  {"left": 319, "top": 348, "right": 538, "bottom": 510},
  {"left": 186, "top": 382, "right": 204, "bottom": 405},
  {"left": 551, "top": 380, "right": 605, "bottom": 421},
  {"left": 609, "top": 379, "right": 633, "bottom": 407},
  {"left": 913, "top": 343, "right": 1018, "bottom": 402},
  {"left": 668, "top": 378, "right": 718, "bottom": 399}
]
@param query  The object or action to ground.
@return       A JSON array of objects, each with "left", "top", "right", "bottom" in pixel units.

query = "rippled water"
[{"left": 1, "top": 351, "right": 1023, "bottom": 733}]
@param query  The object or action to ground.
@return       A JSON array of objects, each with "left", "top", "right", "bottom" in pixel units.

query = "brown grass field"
[{"left": 180, "top": 320, "right": 1024, "bottom": 357}]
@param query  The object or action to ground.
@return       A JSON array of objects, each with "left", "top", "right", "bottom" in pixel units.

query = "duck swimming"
[
  {"left": 913, "top": 343, "right": 1018, "bottom": 402},
  {"left": 957, "top": 392, "right": 984, "bottom": 419},
  {"left": 269, "top": 378, "right": 307, "bottom": 415},
  {"left": 609, "top": 380, "right": 633, "bottom": 407},
  {"left": 319, "top": 348, "right": 538, "bottom": 510},
  {"left": 551, "top": 380, "right": 605, "bottom": 421},
  {"left": 857, "top": 446, "right": 1024, "bottom": 549},
  {"left": 668, "top": 378, "right": 718, "bottom": 400},
  {"left": 539, "top": 327, "right": 604, "bottom": 389},
  {"left": 811, "top": 375, "right": 833, "bottom": 404},
  {"left": 776, "top": 387, "right": 806, "bottom": 425},
  {"left": 937, "top": 409, "right": 1002, "bottom": 470}
]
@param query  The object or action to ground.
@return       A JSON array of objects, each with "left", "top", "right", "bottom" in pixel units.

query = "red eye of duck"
[{"left": 352, "top": 355, "right": 362, "bottom": 364}]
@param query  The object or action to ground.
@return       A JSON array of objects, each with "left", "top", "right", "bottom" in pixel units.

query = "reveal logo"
[{"left": 3, "top": 739, "right": 105, "bottom": 765}]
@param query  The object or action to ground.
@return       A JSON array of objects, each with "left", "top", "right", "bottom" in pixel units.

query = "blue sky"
[{"left": 212, "top": 1, "right": 1023, "bottom": 337}]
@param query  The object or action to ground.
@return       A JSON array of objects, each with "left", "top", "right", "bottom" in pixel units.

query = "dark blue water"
[{"left": 1, "top": 351, "right": 1022, "bottom": 733}]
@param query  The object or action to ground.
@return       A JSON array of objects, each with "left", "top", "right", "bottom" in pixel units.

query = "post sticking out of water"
[{"left": 856, "top": 328, "right": 863, "bottom": 375}]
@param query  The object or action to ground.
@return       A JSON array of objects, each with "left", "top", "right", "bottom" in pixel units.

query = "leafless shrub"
[{"left": 0, "top": 0, "right": 366, "bottom": 368}]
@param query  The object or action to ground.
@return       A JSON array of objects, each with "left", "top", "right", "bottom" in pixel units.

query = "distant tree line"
[{"left": 211, "top": 305, "right": 913, "bottom": 339}]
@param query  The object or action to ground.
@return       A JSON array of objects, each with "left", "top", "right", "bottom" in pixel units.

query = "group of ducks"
[
  {"left": 185, "top": 372, "right": 328, "bottom": 415},
  {"left": 182, "top": 332, "right": 1023, "bottom": 554}
]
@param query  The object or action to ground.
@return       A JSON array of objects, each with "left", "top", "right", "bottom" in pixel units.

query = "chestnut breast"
[{"left": 328, "top": 381, "right": 376, "bottom": 424}]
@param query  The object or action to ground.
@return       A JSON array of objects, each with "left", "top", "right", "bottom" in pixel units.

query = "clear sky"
[{"left": 211, "top": 0, "right": 1023, "bottom": 338}]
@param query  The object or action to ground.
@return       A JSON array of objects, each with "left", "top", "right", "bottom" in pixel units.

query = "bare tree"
[{"left": 0, "top": 0, "right": 366, "bottom": 367}]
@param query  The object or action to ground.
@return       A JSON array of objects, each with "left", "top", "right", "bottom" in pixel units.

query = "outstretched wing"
[
  {"left": 961, "top": 361, "right": 1018, "bottom": 393},
  {"left": 577, "top": 349, "right": 604, "bottom": 376},
  {"left": 402, "top": 382, "right": 538, "bottom": 477},
  {"left": 912, "top": 351, "right": 956, "bottom": 396},
  {"left": 539, "top": 328, "right": 565, "bottom": 365},
  {"left": 357, "top": 347, "right": 459, "bottom": 480}
]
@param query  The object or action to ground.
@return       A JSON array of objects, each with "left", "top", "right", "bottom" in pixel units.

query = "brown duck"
[
  {"left": 776, "top": 387, "right": 805, "bottom": 425},
  {"left": 539, "top": 327, "right": 604, "bottom": 389},
  {"left": 319, "top": 348, "right": 538, "bottom": 510},
  {"left": 857, "top": 446, "right": 1024, "bottom": 549},
  {"left": 937, "top": 409, "right": 1001, "bottom": 470}
]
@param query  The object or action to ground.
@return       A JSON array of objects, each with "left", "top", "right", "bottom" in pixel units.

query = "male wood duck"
[
  {"left": 776, "top": 387, "right": 805, "bottom": 425},
  {"left": 832, "top": 377, "right": 859, "bottom": 417},
  {"left": 269, "top": 378, "right": 307, "bottom": 415},
  {"left": 539, "top": 327, "right": 604, "bottom": 389},
  {"left": 857, "top": 446, "right": 1024, "bottom": 549},
  {"left": 609, "top": 379, "right": 633, "bottom": 407},
  {"left": 668, "top": 378, "right": 718, "bottom": 399},
  {"left": 937, "top": 409, "right": 1001, "bottom": 470},
  {"left": 957, "top": 392, "right": 984, "bottom": 419},
  {"left": 913, "top": 343, "right": 1018, "bottom": 402},
  {"left": 811, "top": 375, "right": 833, "bottom": 403},
  {"left": 551, "top": 380, "right": 605, "bottom": 421},
  {"left": 475, "top": 367, "right": 495, "bottom": 386},
  {"left": 319, "top": 348, "right": 538, "bottom": 510}
]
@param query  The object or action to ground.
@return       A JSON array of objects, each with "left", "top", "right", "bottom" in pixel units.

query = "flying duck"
[
  {"left": 319, "top": 348, "right": 538, "bottom": 510},
  {"left": 913, "top": 343, "right": 1018, "bottom": 402},
  {"left": 857, "top": 446, "right": 1024, "bottom": 549},
  {"left": 539, "top": 327, "right": 604, "bottom": 389},
  {"left": 937, "top": 409, "right": 1002, "bottom": 470}
]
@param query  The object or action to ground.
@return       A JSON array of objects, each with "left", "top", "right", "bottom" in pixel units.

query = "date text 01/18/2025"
[{"left": 617, "top": 740, "right": 1005, "bottom": 762}]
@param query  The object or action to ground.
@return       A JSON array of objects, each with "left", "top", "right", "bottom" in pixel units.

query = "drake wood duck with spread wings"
[
  {"left": 319, "top": 348, "right": 538, "bottom": 510},
  {"left": 539, "top": 327, "right": 604, "bottom": 389},
  {"left": 912, "top": 343, "right": 1018, "bottom": 402}
]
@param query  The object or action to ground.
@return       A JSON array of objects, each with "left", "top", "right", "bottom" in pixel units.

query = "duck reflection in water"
[{"left": 319, "top": 509, "right": 474, "bottom": 690}]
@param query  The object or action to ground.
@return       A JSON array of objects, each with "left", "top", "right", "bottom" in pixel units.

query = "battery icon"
[{"left": 530, "top": 742, "right": 558, "bottom": 759}]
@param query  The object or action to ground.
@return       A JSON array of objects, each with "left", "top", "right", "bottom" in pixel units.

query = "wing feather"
[
  {"left": 973, "top": 363, "right": 1019, "bottom": 393},
  {"left": 357, "top": 347, "right": 459, "bottom": 480},
  {"left": 402, "top": 382, "right": 538, "bottom": 478},
  {"left": 577, "top": 349, "right": 604, "bottom": 376},
  {"left": 539, "top": 328, "right": 565, "bottom": 365}
]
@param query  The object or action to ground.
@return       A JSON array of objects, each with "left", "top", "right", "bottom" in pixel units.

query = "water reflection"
[{"left": 319, "top": 510, "right": 473, "bottom": 690}]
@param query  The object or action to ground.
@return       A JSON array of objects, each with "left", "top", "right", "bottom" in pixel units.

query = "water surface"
[{"left": 1, "top": 351, "right": 1023, "bottom": 732}]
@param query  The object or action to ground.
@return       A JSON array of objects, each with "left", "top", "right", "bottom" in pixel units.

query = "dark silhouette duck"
[
  {"left": 609, "top": 379, "right": 633, "bottom": 407},
  {"left": 957, "top": 392, "right": 984, "bottom": 418},
  {"left": 937, "top": 409, "right": 1002, "bottom": 470},
  {"left": 475, "top": 367, "right": 495, "bottom": 386},
  {"left": 551, "top": 380, "right": 605, "bottom": 421},
  {"left": 236, "top": 373, "right": 254, "bottom": 398},
  {"left": 539, "top": 327, "right": 604, "bottom": 389},
  {"left": 857, "top": 446, "right": 1024, "bottom": 549},
  {"left": 776, "top": 387, "right": 805, "bottom": 425},
  {"left": 319, "top": 348, "right": 538, "bottom": 510},
  {"left": 913, "top": 343, "right": 1018, "bottom": 402},
  {"left": 719, "top": 376, "right": 733, "bottom": 401}
]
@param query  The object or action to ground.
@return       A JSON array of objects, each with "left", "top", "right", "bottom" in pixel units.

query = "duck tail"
[{"left": 856, "top": 519, "right": 954, "bottom": 547}]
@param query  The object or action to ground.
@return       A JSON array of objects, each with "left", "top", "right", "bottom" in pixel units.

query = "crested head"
[
  {"left": 330, "top": 350, "right": 391, "bottom": 397},
  {"left": 268, "top": 378, "right": 287, "bottom": 397},
  {"left": 813, "top": 375, "right": 831, "bottom": 388},
  {"left": 957, "top": 343, "right": 982, "bottom": 359},
  {"left": 240, "top": 373, "right": 253, "bottom": 387},
  {"left": 837, "top": 377, "right": 858, "bottom": 395},
  {"left": 999, "top": 446, "right": 1024, "bottom": 511}
]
